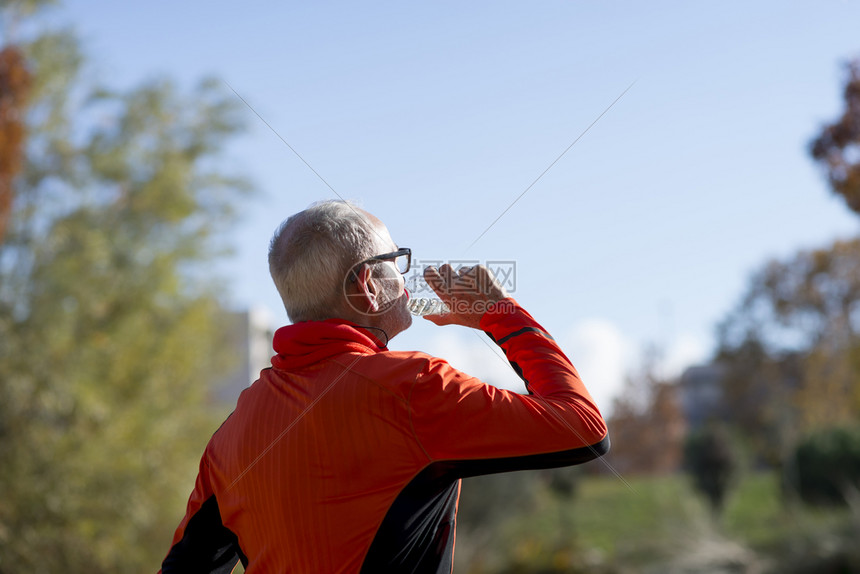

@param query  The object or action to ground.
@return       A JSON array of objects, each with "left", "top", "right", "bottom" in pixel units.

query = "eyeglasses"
[{"left": 352, "top": 247, "right": 411, "bottom": 276}]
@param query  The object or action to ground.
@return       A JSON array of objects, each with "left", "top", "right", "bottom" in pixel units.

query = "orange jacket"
[{"left": 160, "top": 299, "right": 608, "bottom": 573}]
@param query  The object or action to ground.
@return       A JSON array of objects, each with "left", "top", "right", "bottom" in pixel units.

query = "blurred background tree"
[
  {"left": 715, "top": 240, "right": 860, "bottom": 468},
  {"left": 0, "top": 33, "right": 30, "bottom": 243},
  {"left": 0, "top": 1, "right": 251, "bottom": 571},
  {"left": 604, "top": 348, "right": 686, "bottom": 476},
  {"left": 811, "top": 60, "right": 860, "bottom": 215}
]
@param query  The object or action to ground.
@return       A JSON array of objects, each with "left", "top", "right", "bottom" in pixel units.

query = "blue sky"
[{"left": 49, "top": 0, "right": 860, "bottom": 410}]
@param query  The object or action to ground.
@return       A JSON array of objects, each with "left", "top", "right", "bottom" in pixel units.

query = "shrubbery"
[{"left": 787, "top": 425, "right": 860, "bottom": 506}]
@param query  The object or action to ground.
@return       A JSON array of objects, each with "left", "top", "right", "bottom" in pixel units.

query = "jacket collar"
[{"left": 272, "top": 319, "right": 387, "bottom": 370}]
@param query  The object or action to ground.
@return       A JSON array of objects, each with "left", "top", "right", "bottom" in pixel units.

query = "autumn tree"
[
  {"left": 811, "top": 60, "right": 860, "bottom": 215},
  {"left": 713, "top": 337, "right": 801, "bottom": 465},
  {"left": 0, "top": 2, "right": 251, "bottom": 571},
  {"left": 605, "top": 350, "right": 687, "bottom": 475},
  {"left": 715, "top": 239, "right": 860, "bottom": 467},
  {"left": 0, "top": 42, "right": 30, "bottom": 243}
]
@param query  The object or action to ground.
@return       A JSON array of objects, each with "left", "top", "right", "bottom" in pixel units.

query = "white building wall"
[{"left": 214, "top": 307, "right": 276, "bottom": 404}]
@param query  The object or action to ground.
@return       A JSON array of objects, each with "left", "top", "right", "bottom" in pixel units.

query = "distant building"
[
  {"left": 678, "top": 363, "right": 726, "bottom": 428},
  {"left": 215, "top": 307, "right": 276, "bottom": 403}
]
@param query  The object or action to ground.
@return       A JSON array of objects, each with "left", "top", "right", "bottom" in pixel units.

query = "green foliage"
[
  {"left": 0, "top": 8, "right": 250, "bottom": 573},
  {"left": 683, "top": 425, "right": 739, "bottom": 515},
  {"left": 787, "top": 425, "right": 860, "bottom": 507}
]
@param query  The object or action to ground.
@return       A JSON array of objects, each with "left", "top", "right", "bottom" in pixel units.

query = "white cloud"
[
  {"left": 559, "top": 319, "right": 635, "bottom": 415},
  {"left": 660, "top": 332, "right": 710, "bottom": 381}
]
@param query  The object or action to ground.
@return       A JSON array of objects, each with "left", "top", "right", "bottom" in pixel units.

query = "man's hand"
[{"left": 422, "top": 264, "right": 509, "bottom": 329}]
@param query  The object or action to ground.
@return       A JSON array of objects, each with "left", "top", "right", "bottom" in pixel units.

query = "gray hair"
[{"left": 268, "top": 200, "right": 378, "bottom": 322}]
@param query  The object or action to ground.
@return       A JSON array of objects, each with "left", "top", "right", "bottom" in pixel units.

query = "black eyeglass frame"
[{"left": 350, "top": 247, "right": 411, "bottom": 280}]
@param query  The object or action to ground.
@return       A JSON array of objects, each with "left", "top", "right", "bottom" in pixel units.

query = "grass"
[
  {"left": 456, "top": 470, "right": 859, "bottom": 573},
  {"left": 721, "top": 472, "right": 856, "bottom": 553},
  {"left": 540, "top": 473, "right": 719, "bottom": 567}
]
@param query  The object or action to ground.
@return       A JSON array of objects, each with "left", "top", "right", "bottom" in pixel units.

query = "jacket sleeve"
[
  {"left": 159, "top": 454, "right": 244, "bottom": 574},
  {"left": 407, "top": 298, "right": 609, "bottom": 475}
]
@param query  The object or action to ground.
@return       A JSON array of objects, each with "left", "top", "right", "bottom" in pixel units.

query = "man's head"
[{"left": 268, "top": 200, "right": 412, "bottom": 337}]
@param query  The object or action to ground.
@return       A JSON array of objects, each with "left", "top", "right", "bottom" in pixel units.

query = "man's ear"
[{"left": 353, "top": 264, "right": 380, "bottom": 312}]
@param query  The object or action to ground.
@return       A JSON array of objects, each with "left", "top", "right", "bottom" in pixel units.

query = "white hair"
[{"left": 268, "top": 200, "right": 378, "bottom": 323}]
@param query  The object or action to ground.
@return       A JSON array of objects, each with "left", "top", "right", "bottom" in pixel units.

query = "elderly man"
[{"left": 160, "top": 200, "right": 609, "bottom": 573}]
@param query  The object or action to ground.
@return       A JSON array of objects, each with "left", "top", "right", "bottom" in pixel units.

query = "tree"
[
  {"left": 605, "top": 349, "right": 687, "bottom": 475},
  {"left": 0, "top": 43, "right": 30, "bottom": 243},
  {"left": 810, "top": 59, "right": 860, "bottom": 216},
  {"left": 716, "top": 240, "right": 860, "bottom": 443},
  {"left": 0, "top": 3, "right": 251, "bottom": 571},
  {"left": 713, "top": 338, "right": 801, "bottom": 466}
]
